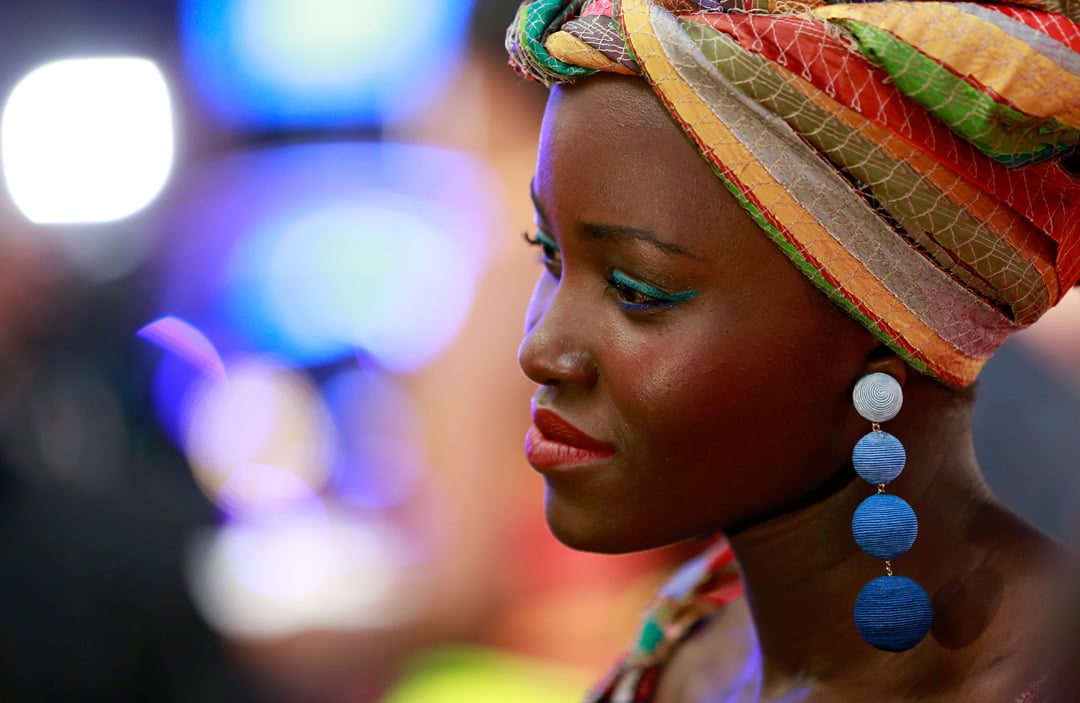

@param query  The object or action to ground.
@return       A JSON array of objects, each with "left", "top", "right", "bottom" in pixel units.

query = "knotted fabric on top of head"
[{"left": 507, "top": 0, "right": 1080, "bottom": 386}]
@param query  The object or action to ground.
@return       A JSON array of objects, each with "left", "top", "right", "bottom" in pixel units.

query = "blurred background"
[{"left": 0, "top": 2, "right": 1076, "bottom": 702}]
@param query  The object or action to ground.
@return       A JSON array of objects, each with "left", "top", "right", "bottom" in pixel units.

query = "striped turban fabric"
[{"left": 507, "top": 0, "right": 1080, "bottom": 386}]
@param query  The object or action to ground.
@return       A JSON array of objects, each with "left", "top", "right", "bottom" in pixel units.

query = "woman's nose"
[{"left": 518, "top": 273, "right": 598, "bottom": 389}]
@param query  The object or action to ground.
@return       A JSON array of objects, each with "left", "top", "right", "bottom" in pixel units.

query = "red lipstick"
[{"left": 526, "top": 409, "right": 615, "bottom": 470}]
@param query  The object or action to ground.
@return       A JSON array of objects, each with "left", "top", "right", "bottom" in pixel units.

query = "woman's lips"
[{"left": 525, "top": 409, "right": 615, "bottom": 470}]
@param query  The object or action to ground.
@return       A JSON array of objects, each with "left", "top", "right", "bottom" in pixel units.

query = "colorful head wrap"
[{"left": 507, "top": 0, "right": 1080, "bottom": 386}]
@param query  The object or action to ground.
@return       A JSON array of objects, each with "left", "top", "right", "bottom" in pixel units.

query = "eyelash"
[
  {"left": 523, "top": 230, "right": 561, "bottom": 278},
  {"left": 523, "top": 231, "right": 699, "bottom": 312}
]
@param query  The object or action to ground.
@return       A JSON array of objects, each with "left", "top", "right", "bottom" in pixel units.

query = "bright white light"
[
  {"left": 188, "top": 508, "right": 427, "bottom": 639},
  {"left": 1, "top": 57, "right": 174, "bottom": 224}
]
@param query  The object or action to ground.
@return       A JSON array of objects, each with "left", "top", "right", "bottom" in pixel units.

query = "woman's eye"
[
  {"left": 524, "top": 230, "right": 562, "bottom": 279},
  {"left": 608, "top": 269, "right": 700, "bottom": 312}
]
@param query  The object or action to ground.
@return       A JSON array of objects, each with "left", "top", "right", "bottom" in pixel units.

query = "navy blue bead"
[
  {"left": 852, "top": 431, "right": 906, "bottom": 485},
  {"left": 854, "top": 575, "right": 932, "bottom": 652},
  {"left": 852, "top": 494, "right": 917, "bottom": 559}
]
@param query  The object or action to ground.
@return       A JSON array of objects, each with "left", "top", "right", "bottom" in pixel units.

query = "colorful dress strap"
[{"left": 586, "top": 539, "right": 743, "bottom": 703}]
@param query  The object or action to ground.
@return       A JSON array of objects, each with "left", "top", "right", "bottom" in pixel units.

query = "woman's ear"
[{"left": 862, "top": 342, "right": 911, "bottom": 388}]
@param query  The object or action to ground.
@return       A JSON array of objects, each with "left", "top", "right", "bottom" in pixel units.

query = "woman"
[{"left": 506, "top": 0, "right": 1080, "bottom": 700}]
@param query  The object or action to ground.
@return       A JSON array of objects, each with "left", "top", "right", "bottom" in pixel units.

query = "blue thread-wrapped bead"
[
  {"left": 852, "top": 494, "right": 918, "bottom": 559},
  {"left": 854, "top": 575, "right": 932, "bottom": 652},
  {"left": 852, "top": 431, "right": 906, "bottom": 485},
  {"left": 853, "top": 373, "right": 903, "bottom": 423}
]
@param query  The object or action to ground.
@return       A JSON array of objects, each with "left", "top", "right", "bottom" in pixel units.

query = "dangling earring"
[{"left": 850, "top": 372, "right": 932, "bottom": 652}]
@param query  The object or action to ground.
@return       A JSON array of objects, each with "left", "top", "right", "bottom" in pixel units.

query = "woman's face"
[{"left": 519, "top": 76, "right": 877, "bottom": 554}]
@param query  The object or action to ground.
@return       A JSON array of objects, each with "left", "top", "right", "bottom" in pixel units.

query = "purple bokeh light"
[
  {"left": 138, "top": 315, "right": 227, "bottom": 382},
  {"left": 322, "top": 367, "right": 427, "bottom": 510}
]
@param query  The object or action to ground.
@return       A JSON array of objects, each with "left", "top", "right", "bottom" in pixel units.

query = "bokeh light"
[
  {"left": 226, "top": 199, "right": 475, "bottom": 371},
  {"left": 180, "top": 0, "right": 475, "bottom": 128},
  {"left": 382, "top": 648, "right": 593, "bottom": 703},
  {"left": 182, "top": 358, "right": 336, "bottom": 517},
  {"left": 323, "top": 367, "right": 427, "bottom": 510},
  {"left": 1, "top": 57, "right": 174, "bottom": 224},
  {"left": 156, "top": 142, "right": 497, "bottom": 370},
  {"left": 199, "top": 504, "right": 336, "bottom": 602},
  {"left": 188, "top": 506, "right": 427, "bottom": 638},
  {"left": 152, "top": 347, "right": 207, "bottom": 450},
  {"left": 216, "top": 463, "right": 325, "bottom": 518},
  {"left": 138, "top": 316, "right": 227, "bottom": 382}
]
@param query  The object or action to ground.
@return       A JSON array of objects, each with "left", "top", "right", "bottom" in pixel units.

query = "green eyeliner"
[
  {"left": 611, "top": 269, "right": 700, "bottom": 303},
  {"left": 535, "top": 230, "right": 559, "bottom": 250}
]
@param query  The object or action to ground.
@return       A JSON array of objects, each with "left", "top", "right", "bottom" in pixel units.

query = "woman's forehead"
[
  {"left": 539, "top": 78, "right": 679, "bottom": 170},
  {"left": 535, "top": 77, "right": 736, "bottom": 236}
]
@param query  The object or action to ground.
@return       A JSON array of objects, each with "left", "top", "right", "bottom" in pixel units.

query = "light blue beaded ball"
[
  {"left": 854, "top": 575, "right": 932, "bottom": 652},
  {"left": 852, "top": 431, "right": 906, "bottom": 485},
  {"left": 852, "top": 494, "right": 918, "bottom": 559},
  {"left": 853, "top": 373, "right": 902, "bottom": 423}
]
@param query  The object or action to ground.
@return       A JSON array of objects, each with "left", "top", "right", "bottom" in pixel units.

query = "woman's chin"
[{"left": 544, "top": 497, "right": 675, "bottom": 555}]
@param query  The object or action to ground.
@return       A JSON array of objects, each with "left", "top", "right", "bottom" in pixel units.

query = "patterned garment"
[
  {"left": 506, "top": 0, "right": 1080, "bottom": 387},
  {"left": 586, "top": 539, "right": 744, "bottom": 703},
  {"left": 587, "top": 540, "right": 1053, "bottom": 702}
]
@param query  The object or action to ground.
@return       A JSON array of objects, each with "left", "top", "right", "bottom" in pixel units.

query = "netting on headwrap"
[{"left": 507, "top": 0, "right": 1080, "bottom": 386}]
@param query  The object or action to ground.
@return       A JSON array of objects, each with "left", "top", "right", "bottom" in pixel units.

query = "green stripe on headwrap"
[
  {"left": 840, "top": 20, "right": 1080, "bottom": 167},
  {"left": 509, "top": 0, "right": 599, "bottom": 85}
]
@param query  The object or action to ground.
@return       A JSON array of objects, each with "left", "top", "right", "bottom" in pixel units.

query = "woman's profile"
[{"left": 506, "top": 0, "right": 1080, "bottom": 700}]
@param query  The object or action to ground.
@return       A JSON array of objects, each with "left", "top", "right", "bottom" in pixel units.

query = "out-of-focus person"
[
  {"left": 0, "top": 224, "right": 260, "bottom": 702},
  {"left": 975, "top": 290, "right": 1080, "bottom": 541}
]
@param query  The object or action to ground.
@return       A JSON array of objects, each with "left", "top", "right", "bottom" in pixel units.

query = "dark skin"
[{"left": 518, "top": 76, "right": 1063, "bottom": 701}]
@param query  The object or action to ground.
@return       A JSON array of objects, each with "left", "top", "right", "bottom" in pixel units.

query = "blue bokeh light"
[
  {"left": 152, "top": 345, "right": 206, "bottom": 449},
  {"left": 226, "top": 198, "right": 474, "bottom": 370},
  {"left": 180, "top": 0, "right": 475, "bottom": 128},
  {"left": 155, "top": 141, "right": 496, "bottom": 370}
]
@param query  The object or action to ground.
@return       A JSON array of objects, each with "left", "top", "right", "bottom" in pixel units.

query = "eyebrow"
[
  {"left": 581, "top": 222, "right": 701, "bottom": 260},
  {"left": 530, "top": 180, "right": 702, "bottom": 260}
]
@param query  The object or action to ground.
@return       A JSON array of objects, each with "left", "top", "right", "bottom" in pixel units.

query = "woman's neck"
[{"left": 725, "top": 379, "right": 1059, "bottom": 698}]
